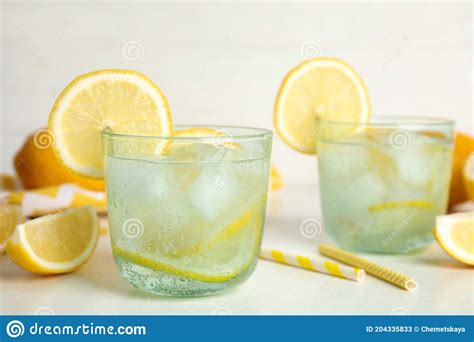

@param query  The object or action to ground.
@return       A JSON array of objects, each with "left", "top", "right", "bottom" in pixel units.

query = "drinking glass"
[
  {"left": 102, "top": 125, "right": 272, "bottom": 296},
  {"left": 316, "top": 116, "right": 454, "bottom": 254}
]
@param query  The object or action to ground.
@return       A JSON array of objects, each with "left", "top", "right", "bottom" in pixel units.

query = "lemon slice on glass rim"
[
  {"left": 274, "top": 57, "right": 371, "bottom": 154},
  {"left": 49, "top": 69, "right": 172, "bottom": 179}
]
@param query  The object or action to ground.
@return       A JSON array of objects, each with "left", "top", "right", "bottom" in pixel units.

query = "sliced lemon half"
[
  {"left": 49, "top": 69, "right": 172, "bottom": 178},
  {"left": 434, "top": 212, "right": 474, "bottom": 265},
  {"left": 274, "top": 57, "right": 371, "bottom": 154},
  {"left": 6, "top": 206, "right": 99, "bottom": 274}
]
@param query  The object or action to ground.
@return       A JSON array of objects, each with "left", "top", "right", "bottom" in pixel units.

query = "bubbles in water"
[{"left": 105, "top": 144, "right": 269, "bottom": 296}]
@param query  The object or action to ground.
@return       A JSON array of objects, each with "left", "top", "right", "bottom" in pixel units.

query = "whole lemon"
[
  {"left": 448, "top": 131, "right": 474, "bottom": 207},
  {"left": 14, "top": 129, "right": 104, "bottom": 191}
]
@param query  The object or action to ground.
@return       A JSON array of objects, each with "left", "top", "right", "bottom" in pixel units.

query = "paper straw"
[
  {"left": 260, "top": 248, "right": 365, "bottom": 282},
  {"left": 319, "top": 244, "right": 418, "bottom": 291}
]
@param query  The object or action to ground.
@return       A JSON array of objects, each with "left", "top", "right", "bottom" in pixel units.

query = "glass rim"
[
  {"left": 316, "top": 115, "right": 455, "bottom": 127},
  {"left": 102, "top": 124, "right": 273, "bottom": 141}
]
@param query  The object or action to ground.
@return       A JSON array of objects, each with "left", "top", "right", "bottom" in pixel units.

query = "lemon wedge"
[
  {"left": 0, "top": 204, "right": 25, "bottom": 254},
  {"left": 274, "top": 57, "right": 371, "bottom": 154},
  {"left": 434, "top": 212, "right": 474, "bottom": 265},
  {"left": 6, "top": 206, "right": 99, "bottom": 274},
  {"left": 49, "top": 69, "right": 172, "bottom": 178}
]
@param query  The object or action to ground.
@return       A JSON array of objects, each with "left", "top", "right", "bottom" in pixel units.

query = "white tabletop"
[{"left": 1, "top": 183, "right": 473, "bottom": 315}]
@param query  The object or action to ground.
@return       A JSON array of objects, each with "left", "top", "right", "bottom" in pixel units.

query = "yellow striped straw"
[
  {"left": 319, "top": 244, "right": 418, "bottom": 291},
  {"left": 259, "top": 248, "right": 365, "bottom": 282}
]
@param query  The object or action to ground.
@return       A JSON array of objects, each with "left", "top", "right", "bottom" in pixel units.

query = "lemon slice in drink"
[
  {"left": 434, "top": 212, "right": 474, "bottom": 265},
  {"left": 114, "top": 206, "right": 263, "bottom": 283},
  {"left": 168, "top": 207, "right": 255, "bottom": 258},
  {"left": 369, "top": 200, "right": 433, "bottom": 212},
  {"left": 6, "top": 206, "right": 99, "bottom": 274},
  {"left": 49, "top": 69, "right": 172, "bottom": 178},
  {"left": 274, "top": 57, "right": 371, "bottom": 154}
]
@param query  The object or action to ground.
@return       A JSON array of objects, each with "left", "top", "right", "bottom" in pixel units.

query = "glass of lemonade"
[
  {"left": 316, "top": 116, "right": 454, "bottom": 254},
  {"left": 102, "top": 126, "right": 272, "bottom": 296}
]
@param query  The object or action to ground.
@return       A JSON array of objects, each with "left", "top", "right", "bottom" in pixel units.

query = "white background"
[{"left": 1, "top": 1, "right": 472, "bottom": 183}]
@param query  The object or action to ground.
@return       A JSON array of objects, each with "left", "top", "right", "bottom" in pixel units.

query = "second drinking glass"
[{"left": 316, "top": 116, "right": 454, "bottom": 254}]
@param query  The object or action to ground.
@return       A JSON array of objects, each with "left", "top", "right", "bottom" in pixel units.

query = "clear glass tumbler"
[
  {"left": 102, "top": 125, "right": 272, "bottom": 296},
  {"left": 316, "top": 116, "right": 454, "bottom": 254}
]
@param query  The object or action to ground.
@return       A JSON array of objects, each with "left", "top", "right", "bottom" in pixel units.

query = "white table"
[{"left": 1, "top": 183, "right": 473, "bottom": 315}]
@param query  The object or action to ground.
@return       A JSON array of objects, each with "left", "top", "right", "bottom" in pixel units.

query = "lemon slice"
[
  {"left": 434, "top": 212, "right": 474, "bottom": 265},
  {"left": 6, "top": 206, "right": 99, "bottom": 274},
  {"left": 369, "top": 200, "right": 433, "bottom": 213},
  {"left": 49, "top": 69, "right": 172, "bottom": 178},
  {"left": 462, "top": 152, "right": 474, "bottom": 200},
  {"left": 274, "top": 57, "right": 371, "bottom": 154},
  {"left": 167, "top": 207, "right": 254, "bottom": 258},
  {"left": 115, "top": 206, "right": 264, "bottom": 283},
  {"left": 114, "top": 245, "right": 254, "bottom": 283},
  {"left": 0, "top": 204, "right": 25, "bottom": 254}
]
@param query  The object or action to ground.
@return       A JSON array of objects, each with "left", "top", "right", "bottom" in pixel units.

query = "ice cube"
[
  {"left": 393, "top": 133, "right": 435, "bottom": 187},
  {"left": 166, "top": 142, "right": 235, "bottom": 163},
  {"left": 318, "top": 142, "right": 370, "bottom": 181},
  {"left": 187, "top": 163, "right": 242, "bottom": 222},
  {"left": 338, "top": 171, "right": 388, "bottom": 212}
]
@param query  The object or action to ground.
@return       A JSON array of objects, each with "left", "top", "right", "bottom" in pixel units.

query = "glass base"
[
  {"left": 329, "top": 233, "right": 434, "bottom": 254},
  {"left": 115, "top": 256, "right": 256, "bottom": 297}
]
